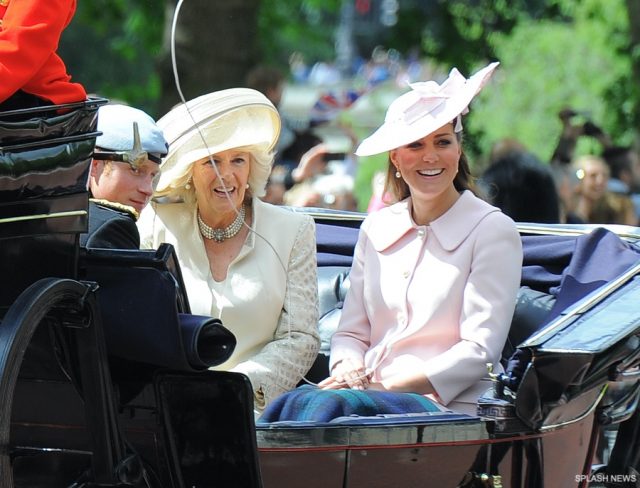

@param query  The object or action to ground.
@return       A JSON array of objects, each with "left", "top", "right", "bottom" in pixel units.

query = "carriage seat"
[{"left": 302, "top": 266, "right": 557, "bottom": 385}]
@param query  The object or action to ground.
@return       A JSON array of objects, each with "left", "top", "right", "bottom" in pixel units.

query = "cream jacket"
[
  {"left": 138, "top": 198, "right": 320, "bottom": 410},
  {"left": 330, "top": 191, "right": 523, "bottom": 413}
]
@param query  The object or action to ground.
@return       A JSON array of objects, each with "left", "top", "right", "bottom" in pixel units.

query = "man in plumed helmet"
[{"left": 81, "top": 104, "right": 168, "bottom": 248}]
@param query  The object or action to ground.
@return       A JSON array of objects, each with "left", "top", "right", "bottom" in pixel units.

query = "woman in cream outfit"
[
  {"left": 320, "top": 62, "right": 523, "bottom": 415},
  {"left": 138, "top": 88, "right": 319, "bottom": 413}
]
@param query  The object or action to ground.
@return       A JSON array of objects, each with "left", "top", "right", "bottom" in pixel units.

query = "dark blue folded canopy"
[
  {"left": 522, "top": 227, "right": 640, "bottom": 323},
  {"left": 316, "top": 223, "right": 360, "bottom": 267}
]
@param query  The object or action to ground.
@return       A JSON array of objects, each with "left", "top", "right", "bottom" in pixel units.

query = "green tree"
[
  {"left": 61, "top": 0, "right": 340, "bottom": 117},
  {"left": 60, "top": 0, "right": 640, "bottom": 163},
  {"left": 61, "top": 0, "right": 164, "bottom": 115},
  {"left": 258, "top": 0, "right": 340, "bottom": 67},
  {"left": 156, "top": 0, "right": 261, "bottom": 114},
  {"left": 467, "top": 0, "right": 633, "bottom": 164}
]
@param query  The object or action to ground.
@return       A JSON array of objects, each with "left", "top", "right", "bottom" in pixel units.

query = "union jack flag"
[{"left": 310, "top": 88, "right": 364, "bottom": 124}]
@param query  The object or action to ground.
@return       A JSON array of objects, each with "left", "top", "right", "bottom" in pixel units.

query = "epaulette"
[
  {"left": 90, "top": 198, "right": 140, "bottom": 221},
  {"left": 0, "top": 0, "right": 9, "bottom": 25}
]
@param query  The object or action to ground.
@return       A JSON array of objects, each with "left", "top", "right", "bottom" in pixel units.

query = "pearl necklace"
[{"left": 198, "top": 205, "right": 246, "bottom": 242}]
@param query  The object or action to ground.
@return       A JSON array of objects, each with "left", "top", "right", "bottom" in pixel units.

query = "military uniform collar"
[{"left": 90, "top": 198, "right": 140, "bottom": 220}]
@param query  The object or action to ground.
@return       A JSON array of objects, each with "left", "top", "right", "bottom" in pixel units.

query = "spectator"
[
  {"left": 550, "top": 163, "right": 584, "bottom": 224},
  {"left": 571, "top": 155, "right": 636, "bottom": 226},
  {"left": 480, "top": 147, "right": 561, "bottom": 223},
  {"left": 246, "top": 64, "right": 331, "bottom": 201},
  {"left": 308, "top": 61, "right": 341, "bottom": 86},
  {"left": 245, "top": 65, "right": 293, "bottom": 155},
  {"left": 602, "top": 145, "right": 640, "bottom": 221},
  {"left": 288, "top": 51, "right": 309, "bottom": 84},
  {"left": 550, "top": 108, "right": 610, "bottom": 166}
]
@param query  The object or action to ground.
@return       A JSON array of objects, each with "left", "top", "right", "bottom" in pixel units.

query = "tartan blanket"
[{"left": 257, "top": 385, "right": 442, "bottom": 424}]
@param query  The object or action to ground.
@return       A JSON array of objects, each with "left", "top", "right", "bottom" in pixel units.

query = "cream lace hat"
[
  {"left": 155, "top": 88, "right": 281, "bottom": 193},
  {"left": 355, "top": 62, "right": 499, "bottom": 157}
]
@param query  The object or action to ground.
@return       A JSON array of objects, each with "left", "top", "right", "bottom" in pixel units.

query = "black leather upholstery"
[
  {"left": 501, "top": 286, "right": 556, "bottom": 363},
  {"left": 80, "top": 244, "right": 235, "bottom": 372}
]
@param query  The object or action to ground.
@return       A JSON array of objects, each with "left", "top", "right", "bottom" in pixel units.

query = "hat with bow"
[{"left": 355, "top": 62, "right": 499, "bottom": 157}]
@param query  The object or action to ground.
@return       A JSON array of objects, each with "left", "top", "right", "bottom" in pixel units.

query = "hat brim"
[{"left": 355, "top": 62, "right": 499, "bottom": 157}]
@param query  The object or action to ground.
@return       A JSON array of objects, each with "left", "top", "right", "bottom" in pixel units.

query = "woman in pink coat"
[{"left": 319, "top": 62, "right": 523, "bottom": 415}]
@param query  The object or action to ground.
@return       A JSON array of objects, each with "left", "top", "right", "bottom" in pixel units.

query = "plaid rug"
[{"left": 257, "top": 385, "right": 442, "bottom": 423}]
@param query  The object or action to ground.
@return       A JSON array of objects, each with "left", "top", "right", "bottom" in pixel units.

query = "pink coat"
[{"left": 330, "top": 190, "right": 523, "bottom": 410}]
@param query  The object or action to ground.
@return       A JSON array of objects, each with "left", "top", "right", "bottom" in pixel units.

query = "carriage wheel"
[{"left": 0, "top": 278, "right": 123, "bottom": 488}]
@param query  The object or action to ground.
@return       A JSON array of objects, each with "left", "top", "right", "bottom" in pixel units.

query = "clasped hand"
[
  {"left": 319, "top": 361, "right": 433, "bottom": 395},
  {"left": 318, "top": 358, "right": 373, "bottom": 390}
]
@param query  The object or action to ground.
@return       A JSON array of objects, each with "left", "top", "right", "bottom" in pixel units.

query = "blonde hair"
[{"left": 153, "top": 144, "right": 274, "bottom": 204}]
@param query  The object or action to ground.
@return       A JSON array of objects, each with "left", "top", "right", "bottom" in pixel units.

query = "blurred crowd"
[
  {"left": 478, "top": 110, "right": 640, "bottom": 227},
  {"left": 251, "top": 50, "right": 640, "bottom": 229}
]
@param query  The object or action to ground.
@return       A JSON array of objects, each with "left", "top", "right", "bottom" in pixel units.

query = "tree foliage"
[
  {"left": 412, "top": 0, "right": 557, "bottom": 76},
  {"left": 258, "top": 0, "right": 341, "bottom": 68},
  {"left": 60, "top": 0, "right": 639, "bottom": 157},
  {"left": 61, "top": 0, "right": 164, "bottom": 114},
  {"left": 62, "top": 0, "right": 341, "bottom": 116},
  {"left": 156, "top": 0, "right": 261, "bottom": 114},
  {"left": 466, "top": 0, "right": 634, "bottom": 164}
]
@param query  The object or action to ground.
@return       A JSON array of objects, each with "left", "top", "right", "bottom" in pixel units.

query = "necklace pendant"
[{"left": 212, "top": 229, "right": 225, "bottom": 242}]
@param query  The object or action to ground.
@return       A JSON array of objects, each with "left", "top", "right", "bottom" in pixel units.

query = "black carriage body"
[
  {"left": 256, "top": 212, "right": 640, "bottom": 488},
  {"left": 0, "top": 100, "right": 103, "bottom": 309},
  {"left": 2, "top": 104, "right": 640, "bottom": 487},
  {"left": 0, "top": 103, "right": 260, "bottom": 488}
]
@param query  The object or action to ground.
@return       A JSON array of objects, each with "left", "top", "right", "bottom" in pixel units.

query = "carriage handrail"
[
  {"left": 0, "top": 210, "right": 86, "bottom": 225},
  {"left": 0, "top": 97, "right": 108, "bottom": 119}
]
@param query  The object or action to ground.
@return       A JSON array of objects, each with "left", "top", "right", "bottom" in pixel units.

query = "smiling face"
[
  {"left": 389, "top": 122, "right": 462, "bottom": 221},
  {"left": 577, "top": 157, "right": 609, "bottom": 202},
  {"left": 191, "top": 149, "right": 251, "bottom": 224},
  {"left": 90, "top": 159, "right": 159, "bottom": 213}
]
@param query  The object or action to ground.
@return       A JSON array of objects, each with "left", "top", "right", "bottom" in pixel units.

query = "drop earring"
[
  {"left": 246, "top": 183, "right": 250, "bottom": 189},
  {"left": 185, "top": 177, "right": 192, "bottom": 190},
  {"left": 395, "top": 170, "right": 401, "bottom": 179}
]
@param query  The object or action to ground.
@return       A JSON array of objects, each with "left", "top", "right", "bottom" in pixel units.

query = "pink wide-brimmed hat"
[{"left": 355, "top": 62, "right": 499, "bottom": 157}]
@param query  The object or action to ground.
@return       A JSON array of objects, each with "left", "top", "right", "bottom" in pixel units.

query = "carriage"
[{"left": 1, "top": 101, "right": 640, "bottom": 487}]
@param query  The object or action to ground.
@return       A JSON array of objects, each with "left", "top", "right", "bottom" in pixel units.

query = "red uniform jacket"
[{"left": 0, "top": 0, "right": 86, "bottom": 104}]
